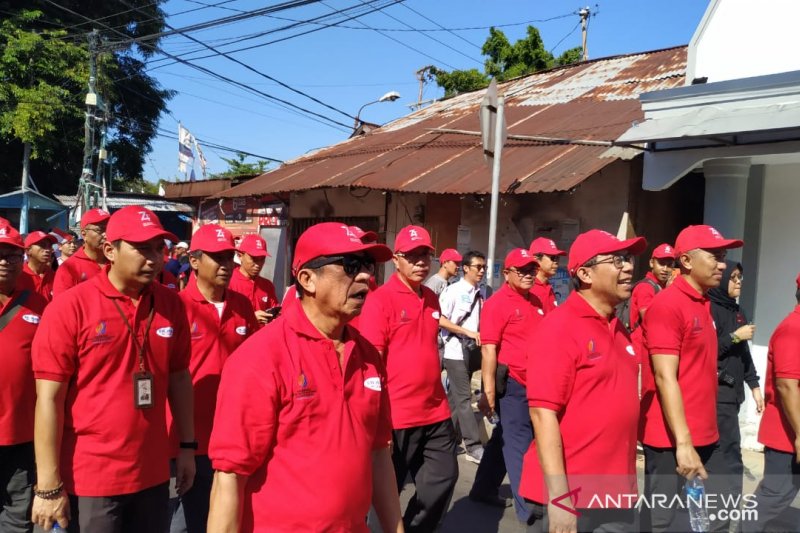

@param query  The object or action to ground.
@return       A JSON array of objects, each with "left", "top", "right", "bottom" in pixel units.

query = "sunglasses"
[
  {"left": 304, "top": 254, "right": 376, "bottom": 277},
  {"left": 509, "top": 266, "right": 538, "bottom": 277}
]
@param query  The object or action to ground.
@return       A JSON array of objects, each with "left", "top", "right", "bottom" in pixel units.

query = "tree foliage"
[
  {"left": 210, "top": 152, "right": 270, "bottom": 179},
  {"left": 0, "top": 1, "right": 172, "bottom": 194},
  {"left": 431, "top": 26, "right": 585, "bottom": 98}
]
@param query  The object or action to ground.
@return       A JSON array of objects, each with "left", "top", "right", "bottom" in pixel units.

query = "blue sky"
[{"left": 144, "top": 0, "right": 710, "bottom": 183}]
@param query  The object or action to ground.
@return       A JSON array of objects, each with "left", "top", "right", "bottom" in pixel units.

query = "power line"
[{"left": 397, "top": 2, "right": 481, "bottom": 51}]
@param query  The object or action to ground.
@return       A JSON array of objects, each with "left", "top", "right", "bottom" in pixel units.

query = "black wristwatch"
[{"left": 179, "top": 441, "right": 199, "bottom": 450}]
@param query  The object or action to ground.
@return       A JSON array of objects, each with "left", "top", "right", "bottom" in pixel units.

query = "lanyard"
[{"left": 113, "top": 295, "right": 155, "bottom": 373}]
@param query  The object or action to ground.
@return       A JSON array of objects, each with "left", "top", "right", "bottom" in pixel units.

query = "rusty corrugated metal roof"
[
  {"left": 216, "top": 46, "right": 687, "bottom": 198},
  {"left": 163, "top": 176, "right": 257, "bottom": 199}
]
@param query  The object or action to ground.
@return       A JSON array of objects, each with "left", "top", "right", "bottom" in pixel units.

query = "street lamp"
[{"left": 354, "top": 91, "right": 401, "bottom": 131}]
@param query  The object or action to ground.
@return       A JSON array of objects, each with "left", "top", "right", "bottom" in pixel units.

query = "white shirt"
[{"left": 439, "top": 278, "right": 481, "bottom": 361}]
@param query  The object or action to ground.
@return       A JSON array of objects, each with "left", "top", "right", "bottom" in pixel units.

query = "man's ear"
[
  {"left": 296, "top": 268, "right": 317, "bottom": 297},
  {"left": 575, "top": 265, "right": 593, "bottom": 287},
  {"left": 102, "top": 241, "right": 116, "bottom": 263}
]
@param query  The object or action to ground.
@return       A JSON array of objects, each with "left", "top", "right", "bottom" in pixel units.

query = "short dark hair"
[
  {"left": 188, "top": 250, "right": 203, "bottom": 260},
  {"left": 461, "top": 250, "right": 486, "bottom": 268},
  {"left": 110, "top": 239, "right": 122, "bottom": 249}
]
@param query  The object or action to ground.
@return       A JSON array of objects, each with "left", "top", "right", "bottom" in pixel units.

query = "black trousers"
[
  {"left": 717, "top": 401, "right": 744, "bottom": 499},
  {"left": 741, "top": 447, "right": 800, "bottom": 532},
  {"left": 392, "top": 419, "right": 458, "bottom": 533},
  {"left": 526, "top": 501, "right": 638, "bottom": 533},
  {"left": 57, "top": 482, "right": 170, "bottom": 533},
  {"left": 0, "top": 441, "right": 34, "bottom": 533},
  {"left": 643, "top": 443, "right": 731, "bottom": 533}
]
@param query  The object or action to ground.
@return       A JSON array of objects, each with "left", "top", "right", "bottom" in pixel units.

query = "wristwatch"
[
  {"left": 179, "top": 441, "right": 199, "bottom": 450},
  {"left": 730, "top": 333, "right": 742, "bottom": 344}
]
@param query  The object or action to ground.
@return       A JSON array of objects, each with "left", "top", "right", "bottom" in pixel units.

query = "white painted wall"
[{"left": 689, "top": 0, "right": 800, "bottom": 84}]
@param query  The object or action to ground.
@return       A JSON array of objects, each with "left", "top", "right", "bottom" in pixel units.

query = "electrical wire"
[{"left": 397, "top": 2, "right": 481, "bottom": 51}]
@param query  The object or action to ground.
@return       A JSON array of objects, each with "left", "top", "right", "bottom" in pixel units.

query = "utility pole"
[
  {"left": 80, "top": 29, "right": 100, "bottom": 211},
  {"left": 411, "top": 65, "right": 435, "bottom": 112},
  {"left": 19, "top": 143, "right": 31, "bottom": 233},
  {"left": 579, "top": 7, "right": 591, "bottom": 61}
]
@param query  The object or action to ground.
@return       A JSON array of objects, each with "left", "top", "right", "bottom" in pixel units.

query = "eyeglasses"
[
  {"left": 730, "top": 273, "right": 744, "bottom": 283},
  {"left": 542, "top": 254, "right": 561, "bottom": 262},
  {"left": 466, "top": 264, "right": 487, "bottom": 271},
  {"left": 586, "top": 254, "right": 634, "bottom": 270},
  {"left": 0, "top": 252, "right": 24, "bottom": 264},
  {"left": 304, "top": 254, "right": 375, "bottom": 277},
  {"left": 509, "top": 266, "right": 538, "bottom": 277},
  {"left": 395, "top": 251, "right": 432, "bottom": 263},
  {"left": 84, "top": 226, "right": 106, "bottom": 235}
]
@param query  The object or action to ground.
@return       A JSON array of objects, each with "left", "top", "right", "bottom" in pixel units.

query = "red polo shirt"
[
  {"left": 520, "top": 293, "right": 639, "bottom": 507},
  {"left": 0, "top": 288, "right": 48, "bottom": 445},
  {"left": 208, "top": 301, "right": 392, "bottom": 532},
  {"left": 359, "top": 273, "right": 450, "bottom": 429},
  {"left": 168, "top": 278, "right": 257, "bottom": 455},
  {"left": 52, "top": 247, "right": 103, "bottom": 297},
  {"left": 32, "top": 269, "right": 191, "bottom": 496},
  {"left": 158, "top": 270, "right": 180, "bottom": 292},
  {"left": 20, "top": 263, "right": 55, "bottom": 302},
  {"left": 758, "top": 306, "right": 800, "bottom": 453},
  {"left": 480, "top": 283, "right": 544, "bottom": 387},
  {"left": 228, "top": 268, "right": 278, "bottom": 314},
  {"left": 640, "top": 276, "right": 719, "bottom": 447},
  {"left": 629, "top": 272, "right": 661, "bottom": 330},
  {"left": 530, "top": 278, "right": 557, "bottom": 315}
]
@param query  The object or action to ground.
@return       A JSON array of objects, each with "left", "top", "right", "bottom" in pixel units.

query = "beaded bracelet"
[{"left": 33, "top": 483, "right": 64, "bottom": 500}]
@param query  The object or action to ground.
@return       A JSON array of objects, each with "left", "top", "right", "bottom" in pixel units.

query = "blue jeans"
[{"left": 499, "top": 376, "right": 533, "bottom": 522}]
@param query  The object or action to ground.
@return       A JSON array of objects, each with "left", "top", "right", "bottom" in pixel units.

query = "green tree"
[
  {"left": 0, "top": 1, "right": 172, "bottom": 194},
  {"left": 210, "top": 152, "right": 270, "bottom": 179},
  {"left": 431, "top": 26, "right": 585, "bottom": 98}
]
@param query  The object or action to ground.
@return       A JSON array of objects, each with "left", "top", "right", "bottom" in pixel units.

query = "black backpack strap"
[
  {"left": 444, "top": 291, "right": 481, "bottom": 342},
  {"left": 0, "top": 290, "right": 31, "bottom": 333}
]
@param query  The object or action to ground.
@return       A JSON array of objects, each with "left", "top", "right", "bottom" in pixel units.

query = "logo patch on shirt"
[
  {"left": 295, "top": 373, "right": 315, "bottom": 400},
  {"left": 690, "top": 316, "right": 703, "bottom": 334},
  {"left": 399, "top": 309, "right": 410, "bottom": 323},
  {"left": 538, "top": 308, "right": 544, "bottom": 315},
  {"left": 626, "top": 345, "right": 636, "bottom": 356},
  {"left": 432, "top": 311, "right": 440, "bottom": 320},
  {"left": 156, "top": 326, "right": 174, "bottom": 338},
  {"left": 190, "top": 321, "right": 203, "bottom": 340},
  {"left": 91, "top": 320, "right": 111, "bottom": 344},
  {"left": 587, "top": 339, "right": 602, "bottom": 360},
  {"left": 235, "top": 326, "right": 247, "bottom": 335},
  {"left": 22, "top": 314, "right": 40, "bottom": 324},
  {"left": 261, "top": 296, "right": 270, "bottom": 302},
  {"left": 166, "top": 283, "right": 176, "bottom": 289},
  {"left": 364, "top": 377, "right": 381, "bottom": 391}
]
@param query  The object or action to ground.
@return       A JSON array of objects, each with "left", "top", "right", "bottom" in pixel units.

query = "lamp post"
[{"left": 354, "top": 91, "right": 401, "bottom": 131}]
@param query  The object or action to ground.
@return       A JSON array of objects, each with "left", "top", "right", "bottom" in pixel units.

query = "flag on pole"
[
  {"left": 178, "top": 124, "right": 195, "bottom": 176},
  {"left": 194, "top": 139, "right": 207, "bottom": 178}
]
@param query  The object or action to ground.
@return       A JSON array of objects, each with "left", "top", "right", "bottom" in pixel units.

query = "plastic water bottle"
[
  {"left": 52, "top": 524, "right": 62, "bottom": 532},
  {"left": 487, "top": 411, "right": 500, "bottom": 425},
  {"left": 685, "top": 477, "right": 710, "bottom": 532}
]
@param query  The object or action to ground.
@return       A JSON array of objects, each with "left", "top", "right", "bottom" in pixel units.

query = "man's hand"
[
  {"left": 733, "top": 324, "right": 756, "bottom": 341},
  {"left": 752, "top": 387, "right": 765, "bottom": 413},
  {"left": 547, "top": 501, "right": 578, "bottom": 533},
  {"left": 175, "top": 449, "right": 197, "bottom": 496},
  {"left": 477, "top": 392, "right": 494, "bottom": 418},
  {"left": 675, "top": 443, "right": 707, "bottom": 479},
  {"left": 254, "top": 310, "right": 270, "bottom": 325},
  {"left": 31, "top": 492, "right": 70, "bottom": 531},
  {"left": 794, "top": 438, "right": 800, "bottom": 464},
  {"left": 466, "top": 330, "right": 481, "bottom": 346}
]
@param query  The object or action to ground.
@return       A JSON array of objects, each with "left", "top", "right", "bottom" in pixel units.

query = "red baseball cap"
[
  {"left": 674, "top": 225, "right": 743, "bottom": 255},
  {"left": 529, "top": 237, "right": 566, "bottom": 256},
  {"left": 292, "top": 222, "right": 392, "bottom": 274},
  {"left": 24, "top": 231, "right": 57, "bottom": 248},
  {"left": 191, "top": 224, "right": 235, "bottom": 253},
  {"left": 568, "top": 229, "right": 647, "bottom": 275},
  {"left": 505, "top": 248, "right": 539, "bottom": 269},
  {"left": 80, "top": 208, "right": 111, "bottom": 229},
  {"left": 105, "top": 206, "right": 178, "bottom": 244},
  {"left": 0, "top": 222, "right": 24, "bottom": 249},
  {"left": 651, "top": 243, "right": 677, "bottom": 260},
  {"left": 238, "top": 234, "right": 270, "bottom": 258},
  {"left": 394, "top": 225, "right": 434, "bottom": 253},
  {"left": 349, "top": 226, "right": 378, "bottom": 244},
  {"left": 439, "top": 248, "right": 463, "bottom": 264}
]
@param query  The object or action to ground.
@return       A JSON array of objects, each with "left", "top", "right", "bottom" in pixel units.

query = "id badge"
[{"left": 133, "top": 371, "right": 154, "bottom": 409}]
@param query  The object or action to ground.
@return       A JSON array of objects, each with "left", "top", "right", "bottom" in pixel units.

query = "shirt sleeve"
[
  {"left": 51, "top": 263, "right": 75, "bottom": 297},
  {"left": 773, "top": 323, "right": 800, "bottom": 380},
  {"left": 438, "top": 284, "right": 457, "bottom": 320},
  {"left": 208, "top": 339, "right": 282, "bottom": 476},
  {"left": 527, "top": 320, "right": 577, "bottom": 412},
  {"left": 32, "top": 295, "right": 79, "bottom": 381},
  {"left": 358, "top": 292, "right": 390, "bottom": 354},
  {"left": 643, "top": 299, "right": 683, "bottom": 357},
  {"left": 479, "top": 298, "right": 503, "bottom": 346}
]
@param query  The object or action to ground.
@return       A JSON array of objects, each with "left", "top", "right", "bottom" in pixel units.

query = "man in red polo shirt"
[
  {"left": 52, "top": 208, "right": 110, "bottom": 296},
  {"left": 168, "top": 224, "right": 256, "bottom": 533},
  {"left": 229, "top": 234, "right": 278, "bottom": 326},
  {"left": 471, "top": 248, "right": 544, "bottom": 521},
  {"left": 31, "top": 206, "right": 195, "bottom": 532},
  {"left": 520, "top": 230, "right": 645, "bottom": 533},
  {"left": 741, "top": 274, "right": 800, "bottom": 532},
  {"left": 627, "top": 243, "right": 676, "bottom": 332},
  {"left": 0, "top": 221, "right": 49, "bottom": 532},
  {"left": 360, "top": 225, "right": 458, "bottom": 533},
  {"left": 640, "top": 225, "right": 743, "bottom": 533},
  {"left": 528, "top": 237, "right": 566, "bottom": 314},
  {"left": 21, "top": 230, "right": 57, "bottom": 302},
  {"left": 207, "top": 222, "right": 401, "bottom": 532}
]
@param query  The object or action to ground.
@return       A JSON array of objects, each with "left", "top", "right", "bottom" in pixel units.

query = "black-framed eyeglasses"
[
  {"left": 84, "top": 226, "right": 106, "bottom": 235},
  {"left": 509, "top": 266, "right": 538, "bottom": 277},
  {"left": 466, "top": 263, "right": 487, "bottom": 271},
  {"left": 304, "top": 254, "right": 375, "bottom": 277},
  {"left": 586, "top": 253, "right": 634, "bottom": 270},
  {"left": 395, "top": 251, "right": 432, "bottom": 263},
  {"left": 0, "top": 252, "right": 24, "bottom": 264}
]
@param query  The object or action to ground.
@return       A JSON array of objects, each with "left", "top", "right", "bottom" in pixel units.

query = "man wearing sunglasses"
[
  {"left": 528, "top": 238, "right": 567, "bottom": 315},
  {"left": 52, "top": 208, "right": 110, "bottom": 297},
  {"left": 521, "top": 230, "right": 646, "bottom": 533},
  {"left": 360, "top": 225, "right": 458, "bottom": 533},
  {"left": 207, "top": 222, "right": 403, "bottom": 533},
  {"left": 640, "top": 225, "right": 744, "bottom": 533}
]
